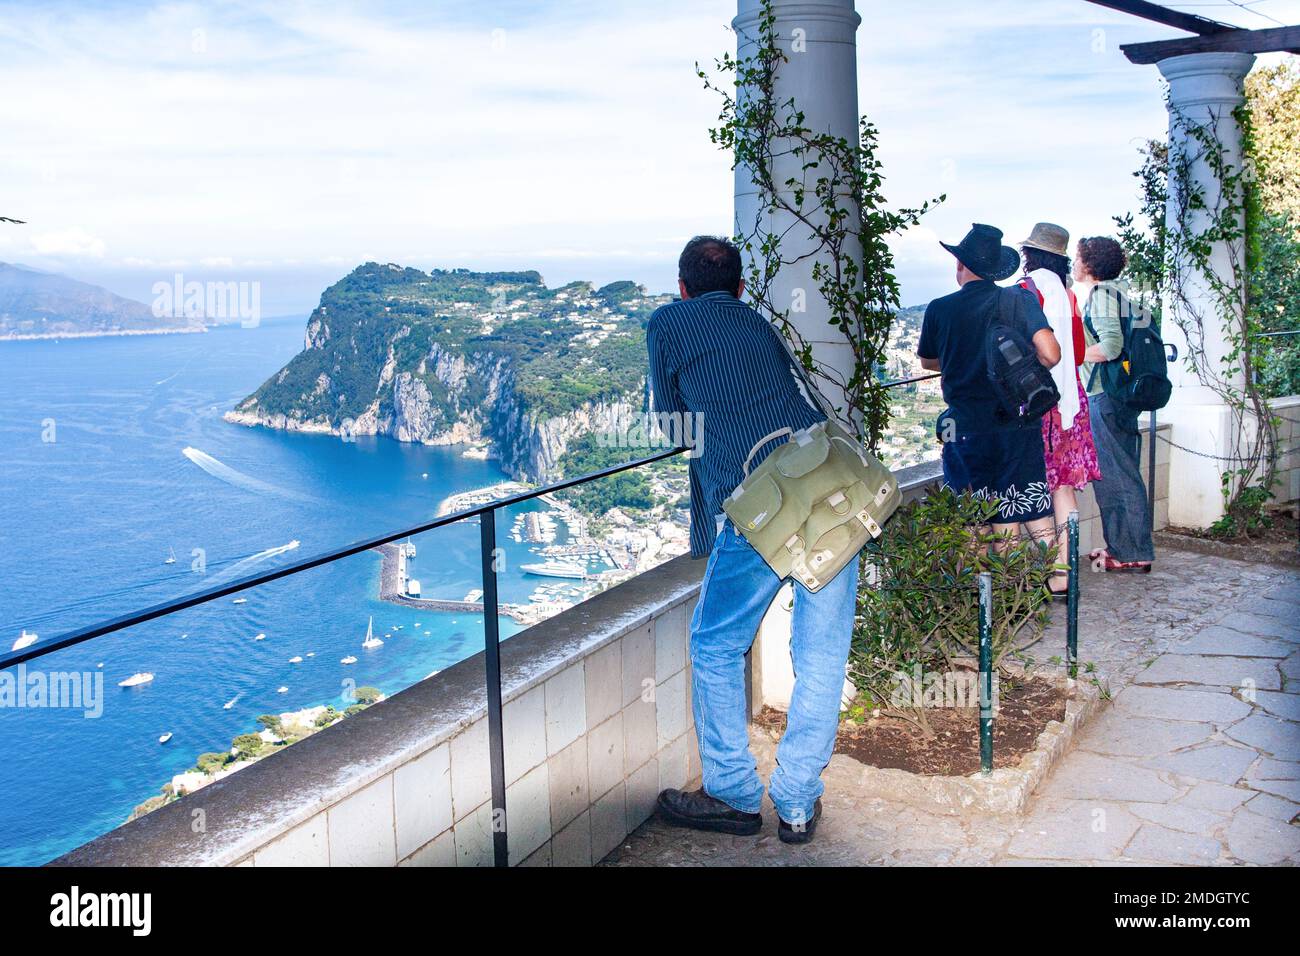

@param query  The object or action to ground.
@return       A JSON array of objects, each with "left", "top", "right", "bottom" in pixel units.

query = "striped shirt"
[{"left": 646, "top": 291, "right": 825, "bottom": 558}]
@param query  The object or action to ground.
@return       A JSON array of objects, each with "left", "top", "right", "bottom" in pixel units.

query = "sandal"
[
  {"left": 1101, "top": 556, "right": 1152, "bottom": 574},
  {"left": 1090, "top": 549, "right": 1153, "bottom": 574},
  {"left": 1047, "top": 570, "right": 1070, "bottom": 601}
]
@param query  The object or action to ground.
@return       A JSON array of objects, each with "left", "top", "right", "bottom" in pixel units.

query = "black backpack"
[
  {"left": 1083, "top": 286, "right": 1173, "bottom": 413},
  {"left": 986, "top": 287, "right": 1060, "bottom": 425}
]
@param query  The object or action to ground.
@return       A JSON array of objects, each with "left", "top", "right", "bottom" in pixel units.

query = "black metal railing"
[
  {"left": 4, "top": 374, "right": 948, "bottom": 867},
  {"left": 1, "top": 443, "right": 690, "bottom": 866}
]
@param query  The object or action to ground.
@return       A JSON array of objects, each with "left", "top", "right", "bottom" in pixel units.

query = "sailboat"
[
  {"left": 11, "top": 630, "right": 37, "bottom": 652},
  {"left": 361, "top": 616, "right": 384, "bottom": 650},
  {"left": 164, "top": 547, "right": 177, "bottom": 565}
]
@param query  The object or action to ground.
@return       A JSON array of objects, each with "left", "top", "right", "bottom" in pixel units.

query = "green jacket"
[{"left": 1081, "top": 280, "right": 1127, "bottom": 397}]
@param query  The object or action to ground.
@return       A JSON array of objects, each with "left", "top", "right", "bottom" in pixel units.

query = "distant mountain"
[{"left": 0, "top": 263, "right": 204, "bottom": 340}]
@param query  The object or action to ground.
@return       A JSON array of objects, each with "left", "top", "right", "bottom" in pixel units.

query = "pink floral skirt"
[{"left": 1042, "top": 381, "right": 1102, "bottom": 493}]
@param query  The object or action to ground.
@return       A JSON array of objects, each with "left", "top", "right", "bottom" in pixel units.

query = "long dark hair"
[{"left": 1021, "top": 247, "right": 1070, "bottom": 286}]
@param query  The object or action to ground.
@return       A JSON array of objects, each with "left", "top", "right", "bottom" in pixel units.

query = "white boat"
[
  {"left": 11, "top": 629, "right": 37, "bottom": 652},
  {"left": 164, "top": 547, "right": 176, "bottom": 565},
  {"left": 232, "top": 597, "right": 247, "bottom": 605},
  {"left": 119, "top": 672, "right": 154, "bottom": 688},
  {"left": 158, "top": 732, "right": 172, "bottom": 744},
  {"left": 340, "top": 655, "right": 358, "bottom": 665},
  {"left": 521, "top": 561, "right": 588, "bottom": 580},
  {"left": 223, "top": 696, "right": 238, "bottom": 709},
  {"left": 253, "top": 632, "right": 266, "bottom": 641},
  {"left": 288, "top": 656, "right": 303, "bottom": 664},
  {"left": 180, "top": 633, "right": 188, "bottom": 639},
  {"left": 306, "top": 652, "right": 315, "bottom": 657},
  {"left": 361, "top": 616, "right": 384, "bottom": 650},
  {"left": 276, "top": 686, "right": 288, "bottom": 694}
]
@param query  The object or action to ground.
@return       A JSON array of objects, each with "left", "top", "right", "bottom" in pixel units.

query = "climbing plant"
[
  {"left": 1116, "top": 97, "right": 1281, "bottom": 537},
  {"left": 697, "top": 0, "right": 941, "bottom": 452}
]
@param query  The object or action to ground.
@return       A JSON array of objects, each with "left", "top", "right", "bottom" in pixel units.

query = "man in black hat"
[{"left": 918, "top": 224, "right": 1061, "bottom": 541}]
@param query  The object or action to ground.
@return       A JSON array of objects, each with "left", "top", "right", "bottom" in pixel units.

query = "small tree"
[
  {"left": 232, "top": 733, "right": 264, "bottom": 760},
  {"left": 256, "top": 714, "right": 282, "bottom": 734},
  {"left": 195, "top": 751, "right": 229, "bottom": 774}
]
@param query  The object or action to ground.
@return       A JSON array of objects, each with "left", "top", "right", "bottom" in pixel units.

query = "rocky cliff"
[{"left": 226, "top": 264, "right": 670, "bottom": 482}]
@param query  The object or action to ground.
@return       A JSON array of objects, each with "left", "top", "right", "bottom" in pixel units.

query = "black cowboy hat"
[{"left": 940, "top": 223, "right": 1020, "bottom": 282}]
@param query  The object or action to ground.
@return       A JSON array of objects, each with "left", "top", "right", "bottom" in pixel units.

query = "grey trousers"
[{"left": 1088, "top": 392, "right": 1155, "bottom": 562}]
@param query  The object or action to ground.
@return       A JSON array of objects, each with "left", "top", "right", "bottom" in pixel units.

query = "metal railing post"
[
  {"left": 1067, "top": 510, "right": 1079, "bottom": 680},
  {"left": 977, "top": 572, "right": 993, "bottom": 775},
  {"left": 480, "top": 507, "right": 508, "bottom": 868},
  {"left": 1147, "top": 410, "right": 1157, "bottom": 531}
]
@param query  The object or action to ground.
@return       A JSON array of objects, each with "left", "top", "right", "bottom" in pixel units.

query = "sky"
[{"left": 1, "top": 0, "right": 1298, "bottom": 313}]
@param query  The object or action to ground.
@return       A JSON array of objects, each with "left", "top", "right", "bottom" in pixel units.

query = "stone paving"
[{"left": 601, "top": 546, "right": 1300, "bottom": 866}]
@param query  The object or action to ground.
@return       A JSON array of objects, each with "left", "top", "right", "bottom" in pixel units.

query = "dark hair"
[
  {"left": 1076, "top": 236, "right": 1127, "bottom": 282},
  {"left": 1021, "top": 246, "right": 1070, "bottom": 286},
  {"left": 678, "top": 235, "right": 742, "bottom": 298}
]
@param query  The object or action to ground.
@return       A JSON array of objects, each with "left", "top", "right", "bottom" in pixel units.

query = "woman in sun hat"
[{"left": 1017, "top": 222, "right": 1101, "bottom": 597}]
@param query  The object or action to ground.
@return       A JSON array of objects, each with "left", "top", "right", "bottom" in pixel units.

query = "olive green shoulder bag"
[{"left": 722, "top": 333, "right": 901, "bottom": 592}]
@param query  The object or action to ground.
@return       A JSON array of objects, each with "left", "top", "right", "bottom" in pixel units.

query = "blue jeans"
[
  {"left": 689, "top": 520, "right": 859, "bottom": 823},
  {"left": 1088, "top": 392, "right": 1155, "bottom": 562}
]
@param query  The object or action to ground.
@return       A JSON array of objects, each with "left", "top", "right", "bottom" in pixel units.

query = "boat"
[
  {"left": 288, "top": 656, "right": 303, "bottom": 664},
  {"left": 253, "top": 632, "right": 266, "bottom": 641},
  {"left": 158, "top": 733, "right": 172, "bottom": 744},
  {"left": 232, "top": 597, "right": 247, "bottom": 605},
  {"left": 340, "top": 655, "right": 358, "bottom": 665},
  {"left": 361, "top": 616, "right": 384, "bottom": 650},
  {"left": 164, "top": 547, "right": 176, "bottom": 565},
  {"left": 223, "top": 696, "right": 239, "bottom": 709},
  {"left": 306, "top": 652, "right": 315, "bottom": 657},
  {"left": 276, "top": 686, "right": 288, "bottom": 694},
  {"left": 119, "top": 672, "right": 154, "bottom": 688},
  {"left": 11, "top": 629, "right": 37, "bottom": 652},
  {"left": 520, "top": 561, "right": 588, "bottom": 580}
]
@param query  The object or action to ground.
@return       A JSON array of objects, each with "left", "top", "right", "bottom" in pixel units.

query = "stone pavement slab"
[
  {"left": 1112, "top": 684, "right": 1253, "bottom": 724},
  {"left": 1168, "top": 627, "right": 1293, "bottom": 658},
  {"left": 1135, "top": 654, "right": 1281, "bottom": 690}
]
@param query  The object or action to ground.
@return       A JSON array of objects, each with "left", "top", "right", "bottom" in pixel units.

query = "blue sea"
[{"left": 0, "top": 320, "right": 567, "bottom": 866}]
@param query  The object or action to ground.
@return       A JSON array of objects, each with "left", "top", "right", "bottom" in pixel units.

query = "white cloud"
[{"left": 29, "top": 227, "right": 106, "bottom": 258}]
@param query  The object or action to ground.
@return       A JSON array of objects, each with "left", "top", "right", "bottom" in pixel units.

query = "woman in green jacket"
[{"left": 1075, "top": 237, "right": 1154, "bottom": 572}]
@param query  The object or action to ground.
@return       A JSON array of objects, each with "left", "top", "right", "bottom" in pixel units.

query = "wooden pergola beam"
[
  {"left": 1122, "top": 24, "right": 1300, "bottom": 64},
  {"left": 1080, "top": 0, "right": 1235, "bottom": 37}
]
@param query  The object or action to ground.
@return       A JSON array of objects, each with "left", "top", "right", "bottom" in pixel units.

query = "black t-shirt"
[{"left": 917, "top": 279, "right": 1052, "bottom": 434}]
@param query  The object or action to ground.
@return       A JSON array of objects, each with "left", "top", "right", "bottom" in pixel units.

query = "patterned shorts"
[{"left": 941, "top": 425, "right": 1053, "bottom": 524}]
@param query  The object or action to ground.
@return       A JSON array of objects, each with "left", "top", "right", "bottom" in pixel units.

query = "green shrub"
[
  {"left": 232, "top": 734, "right": 264, "bottom": 759},
  {"left": 850, "top": 485, "right": 1055, "bottom": 734}
]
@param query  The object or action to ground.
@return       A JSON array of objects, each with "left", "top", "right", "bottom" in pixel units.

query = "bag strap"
[
  {"left": 1082, "top": 288, "right": 1101, "bottom": 392},
  {"left": 742, "top": 427, "right": 794, "bottom": 477},
  {"left": 769, "top": 324, "right": 838, "bottom": 423},
  {"left": 737, "top": 325, "right": 846, "bottom": 479}
]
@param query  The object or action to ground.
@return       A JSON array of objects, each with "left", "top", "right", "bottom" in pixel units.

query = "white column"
[
  {"left": 733, "top": 0, "right": 862, "bottom": 422},
  {"left": 735, "top": 0, "right": 861, "bottom": 710},
  {"left": 1156, "top": 52, "right": 1255, "bottom": 528}
]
